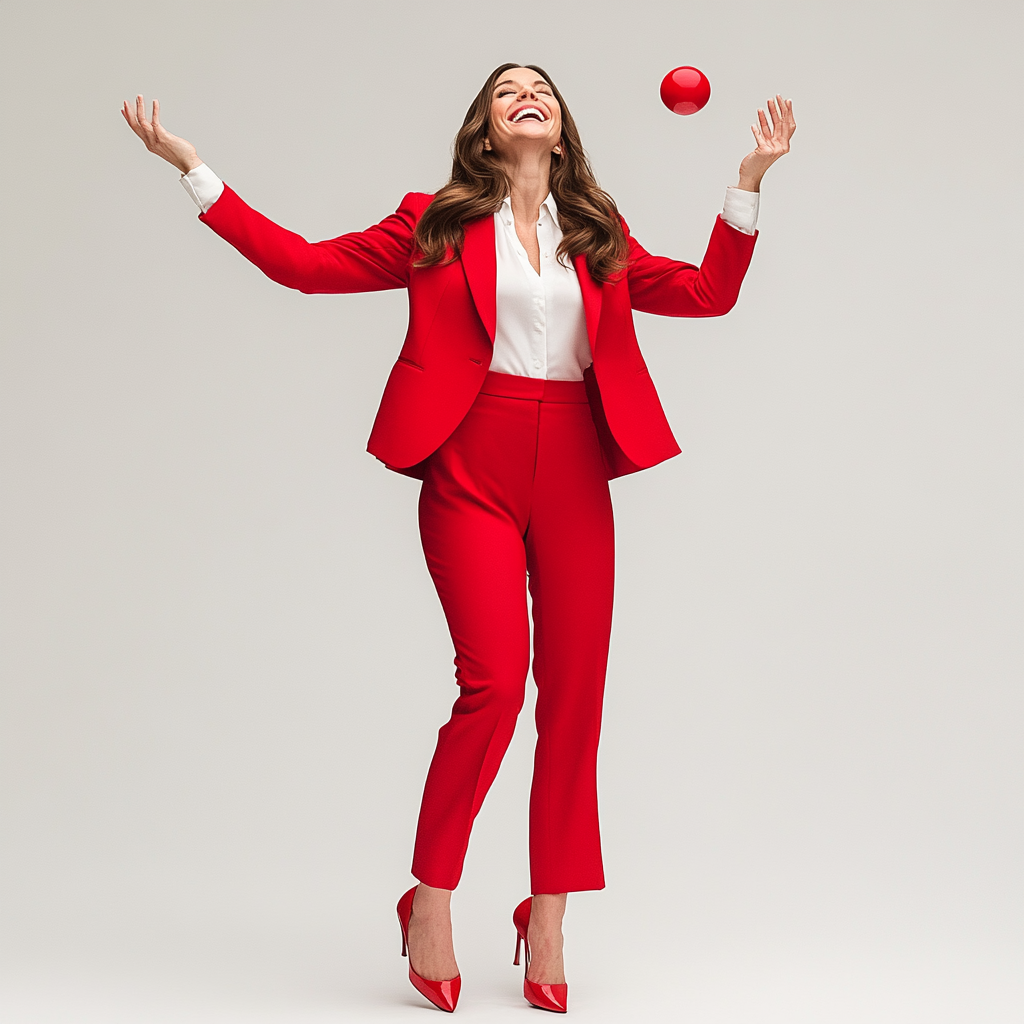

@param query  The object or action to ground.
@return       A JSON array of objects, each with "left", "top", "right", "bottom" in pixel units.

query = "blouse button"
[{"left": 533, "top": 359, "right": 542, "bottom": 369}]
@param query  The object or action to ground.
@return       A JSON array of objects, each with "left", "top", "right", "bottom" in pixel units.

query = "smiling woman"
[
  {"left": 415, "top": 64, "right": 629, "bottom": 284},
  {"left": 121, "top": 61, "right": 795, "bottom": 1014}
]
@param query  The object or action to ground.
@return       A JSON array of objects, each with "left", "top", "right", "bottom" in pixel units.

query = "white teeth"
[{"left": 512, "top": 107, "right": 545, "bottom": 123}]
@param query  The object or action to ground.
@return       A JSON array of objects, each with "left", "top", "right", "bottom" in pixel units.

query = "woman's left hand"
[{"left": 737, "top": 95, "right": 796, "bottom": 192}]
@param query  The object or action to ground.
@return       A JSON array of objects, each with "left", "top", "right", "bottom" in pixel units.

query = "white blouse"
[
  {"left": 180, "top": 165, "right": 759, "bottom": 382},
  {"left": 492, "top": 193, "right": 591, "bottom": 380}
]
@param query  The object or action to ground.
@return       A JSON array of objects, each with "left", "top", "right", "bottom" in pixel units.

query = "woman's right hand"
[{"left": 122, "top": 94, "right": 202, "bottom": 175}]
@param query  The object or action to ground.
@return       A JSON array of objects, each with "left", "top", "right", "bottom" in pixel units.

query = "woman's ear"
[{"left": 482, "top": 137, "right": 492, "bottom": 152}]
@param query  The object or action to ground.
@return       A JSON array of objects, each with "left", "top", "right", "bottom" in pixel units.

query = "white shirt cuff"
[
  {"left": 180, "top": 163, "right": 225, "bottom": 213},
  {"left": 720, "top": 186, "right": 759, "bottom": 235}
]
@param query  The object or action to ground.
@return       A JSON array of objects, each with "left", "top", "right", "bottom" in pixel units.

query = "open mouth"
[{"left": 509, "top": 105, "right": 547, "bottom": 124}]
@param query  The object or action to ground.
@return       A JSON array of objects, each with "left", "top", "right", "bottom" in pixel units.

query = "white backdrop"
[{"left": 1, "top": 1, "right": 1021, "bottom": 1020}]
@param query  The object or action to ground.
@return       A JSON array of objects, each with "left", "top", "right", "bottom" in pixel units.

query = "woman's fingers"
[
  {"left": 771, "top": 97, "right": 786, "bottom": 135},
  {"left": 765, "top": 97, "right": 793, "bottom": 154},
  {"left": 769, "top": 99, "right": 785, "bottom": 151},
  {"left": 137, "top": 94, "right": 163, "bottom": 150},
  {"left": 122, "top": 100, "right": 148, "bottom": 142},
  {"left": 151, "top": 98, "right": 169, "bottom": 143},
  {"left": 135, "top": 94, "right": 149, "bottom": 131},
  {"left": 135, "top": 95, "right": 152, "bottom": 146},
  {"left": 750, "top": 122, "right": 769, "bottom": 156},
  {"left": 750, "top": 94, "right": 796, "bottom": 151},
  {"left": 774, "top": 96, "right": 795, "bottom": 141}
]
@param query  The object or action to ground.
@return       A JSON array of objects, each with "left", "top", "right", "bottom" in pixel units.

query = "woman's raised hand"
[
  {"left": 121, "top": 95, "right": 202, "bottom": 175},
  {"left": 737, "top": 95, "right": 796, "bottom": 192}
]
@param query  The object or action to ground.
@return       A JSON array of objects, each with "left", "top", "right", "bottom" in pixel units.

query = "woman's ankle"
[
  {"left": 529, "top": 892, "right": 567, "bottom": 928},
  {"left": 412, "top": 882, "right": 453, "bottom": 918}
]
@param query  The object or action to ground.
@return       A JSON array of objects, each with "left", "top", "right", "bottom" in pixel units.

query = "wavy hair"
[{"left": 413, "top": 63, "right": 628, "bottom": 284}]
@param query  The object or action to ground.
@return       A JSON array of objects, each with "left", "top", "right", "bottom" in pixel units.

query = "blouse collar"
[{"left": 498, "top": 192, "right": 560, "bottom": 228}]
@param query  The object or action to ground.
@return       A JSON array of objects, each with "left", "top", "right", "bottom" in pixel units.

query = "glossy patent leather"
[
  {"left": 397, "top": 886, "right": 461, "bottom": 1013},
  {"left": 512, "top": 896, "right": 568, "bottom": 1013}
]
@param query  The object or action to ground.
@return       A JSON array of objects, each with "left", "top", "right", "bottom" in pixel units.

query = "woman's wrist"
[
  {"left": 736, "top": 173, "right": 762, "bottom": 193},
  {"left": 176, "top": 152, "right": 204, "bottom": 175}
]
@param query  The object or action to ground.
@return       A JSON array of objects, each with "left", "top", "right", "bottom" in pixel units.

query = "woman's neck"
[{"left": 503, "top": 149, "right": 552, "bottom": 227}]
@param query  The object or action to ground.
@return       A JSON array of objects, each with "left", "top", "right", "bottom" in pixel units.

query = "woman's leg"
[
  {"left": 406, "top": 393, "right": 538, "bottom": 980},
  {"left": 405, "top": 381, "right": 612, "bottom": 984},
  {"left": 526, "top": 399, "right": 615, "bottom": 894},
  {"left": 412, "top": 392, "right": 539, "bottom": 891},
  {"left": 524, "top": 398, "right": 615, "bottom": 983}
]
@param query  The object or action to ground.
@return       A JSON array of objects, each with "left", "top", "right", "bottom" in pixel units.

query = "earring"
[
  {"left": 483, "top": 139, "right": 492, "bottom": 151},
  {"left": 553, "top": 146, "right": 562, "bottom": 155}
]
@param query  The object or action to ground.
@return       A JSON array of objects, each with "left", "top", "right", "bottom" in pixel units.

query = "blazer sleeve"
[
  {"left": 624, "top": 214, "right": 758, "bottom": 317},
  {"left": 197, "top": 186, "right": 426, "bottom": 293}
]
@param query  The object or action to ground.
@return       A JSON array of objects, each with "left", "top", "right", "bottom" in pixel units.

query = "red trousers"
[{"left": 411, "top": 372, "right": 615, "bottom": 894}]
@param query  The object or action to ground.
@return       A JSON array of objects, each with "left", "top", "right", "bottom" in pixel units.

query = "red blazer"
[{"left": 199, "top": 188, "right": 757, "bottom": 478}]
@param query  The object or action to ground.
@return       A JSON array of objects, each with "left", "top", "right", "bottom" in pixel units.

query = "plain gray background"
[{"left": 1, "top": 1, "right": 1021, "bottom": 1020}]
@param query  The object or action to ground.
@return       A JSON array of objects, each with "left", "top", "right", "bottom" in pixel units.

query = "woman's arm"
[
  {"left": 626, "top": 95, "right": 795, "bottom": 317},
  {"left": 121, "top": 95, "right": 418, "bottom": 293},
  {"left": 625, "top": 217, "right": 758, "bottom": 317},
  {"left": 197, "top": 184, "right": 420, "bottom": 294}
]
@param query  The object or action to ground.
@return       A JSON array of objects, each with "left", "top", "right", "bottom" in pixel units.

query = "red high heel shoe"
[
  {"left": 512, "top": 896, "right": 568, "bottom": 1013},
  {"left": 397, "top": 886, "right": 461, "bottom": 1013}
]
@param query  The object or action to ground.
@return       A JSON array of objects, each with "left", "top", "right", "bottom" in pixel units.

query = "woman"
[{"left": 123, "top": 63, "right": 795, "bottom": 1013}]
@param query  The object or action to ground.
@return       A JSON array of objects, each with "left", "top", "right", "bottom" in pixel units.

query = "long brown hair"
[{"left": 414, "top": 63, "right": 628, "bottom": 284}]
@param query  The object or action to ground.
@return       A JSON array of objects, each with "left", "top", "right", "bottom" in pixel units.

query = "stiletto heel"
[
  {"left": 397, "top": 886, "right": 461, "bottom": 1013},
  {"left": 512, "top": 896, "right": 568, "bottom": 1013}
]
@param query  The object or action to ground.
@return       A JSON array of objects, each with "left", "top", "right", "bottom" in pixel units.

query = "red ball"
[{"left": 660, "top": 66, "right": 711, "bottom": 115}]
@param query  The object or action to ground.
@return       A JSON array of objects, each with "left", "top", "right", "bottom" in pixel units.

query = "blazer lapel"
[
  {"left": 573, "top": 254, "right": 603, "bottom": 352},
  {"left": 461, "top": 214, "right": 497, "bottom": 342}
]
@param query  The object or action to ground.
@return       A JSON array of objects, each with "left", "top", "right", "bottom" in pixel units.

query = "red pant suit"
[{"left": 199, "top": 188, "right": 757, "bottom": 894}]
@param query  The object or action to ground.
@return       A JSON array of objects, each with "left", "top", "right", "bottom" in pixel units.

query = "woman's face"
[{"left": 486, "top": 67, "right": 562, "bottom": 158}]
